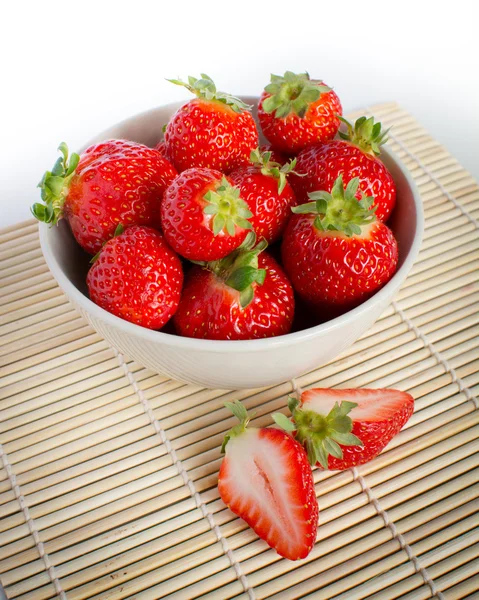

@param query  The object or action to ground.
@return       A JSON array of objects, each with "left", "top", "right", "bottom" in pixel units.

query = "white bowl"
[{"left": 39, "top": 98, "right": 423, "bottom": 389}]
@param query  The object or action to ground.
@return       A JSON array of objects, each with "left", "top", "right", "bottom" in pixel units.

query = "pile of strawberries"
[
  {"left": 33, "top": 71, "right": 399, "bottom": 340},
  {"left": 32, "top": 72, "right": 415, "bottom": 561}
]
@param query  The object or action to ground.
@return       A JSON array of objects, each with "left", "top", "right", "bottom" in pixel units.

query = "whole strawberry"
[
  {"left": 174, "top": 233, "right": 294, "bottom": 340},
  {"left": 282, "top": 175, "right": 398, "bottom": 313},
  {"left": 291, "top": 116, "right": 396, "bottom": 221},
  {"left": 164, "top": 74, "right": 258, "bottom": 173},
  {"left": 258, "top": 71, "right": 342, "bottom": 154},
  {"left": 273, "top": 388, "right": 414, "bottom": 470},
  {"left": 87, "top": 225, "right": 183, "bottom": 330},
  {"left": 32, "top": 140, "right": 177, "bottom": 255},
  {"left": 160, "top": 167, "right": 253, "bottom": 262},
  {"left": 218, "top": 401, "right": 318, "bottom": 560},
  {"left": 229, "top": 149, "right": 297, "bottom": 244}
]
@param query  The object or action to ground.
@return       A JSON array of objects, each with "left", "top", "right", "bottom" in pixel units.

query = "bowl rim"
[{"left": 39, "top": 104, "right": 424, "bottom": 354}]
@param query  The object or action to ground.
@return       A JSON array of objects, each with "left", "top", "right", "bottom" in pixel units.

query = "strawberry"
[
  {"left": 32, "top": 140, "right": 177, "bottom": 255},
  {"left": 218, "top": 401, "right": 318, "bottom": 560},
  {"left": 164, "top": 74, "right": 258, "bottom": 173},
  {"left": 154, "top": 140, "right": 169, "bottom": 160},
  {"left": 273, "top": 388, "right": 414, "bottom": 470},
  {"left": 160, "top": 167, "right": 253, "bottom": 262},
  {"left": 229, "top": 148, "right": 297, "bottom": 244},
  {"left": 174, "top": 233, "right": 294, "bottom": 340},
  {"left": 258, "top": 71, "right": 342, "bottom": 154},
  {"left": 259, "top": 144, "right": 289, "bottom": 166},
  {"left": 291, "top": 116, "right": 396, "bottom": 222},
  {"left": 282, "top": 175, "right": 398, "bottom": 314},
  {"left": 87, "top": 225, "right": 183, "bottom": 330}
]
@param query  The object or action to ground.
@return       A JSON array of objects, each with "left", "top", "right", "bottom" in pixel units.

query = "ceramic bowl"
[{"left": 39, "top": 98, "right": 423, "bottom": 389}]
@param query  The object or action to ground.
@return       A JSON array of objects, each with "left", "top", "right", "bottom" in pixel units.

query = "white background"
[{"left": 1, "top": 0, "right": 478, "bottom": 228}]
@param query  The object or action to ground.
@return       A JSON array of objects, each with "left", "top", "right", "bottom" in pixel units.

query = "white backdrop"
[{"left": 1, "top": 0, "right": 478, "bottom": 227}]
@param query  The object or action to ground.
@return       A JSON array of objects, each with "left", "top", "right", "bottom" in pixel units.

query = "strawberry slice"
[
  {"left": 273, "top": 388, "right": 414, "bottom": 470},
  {"left": 218, "top": 401, "right": 318, "bottom": 560}
]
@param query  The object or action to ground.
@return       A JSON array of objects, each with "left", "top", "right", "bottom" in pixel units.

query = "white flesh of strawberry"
[{"left": 223, "top": 429, "right": 306, "bottom": 551}]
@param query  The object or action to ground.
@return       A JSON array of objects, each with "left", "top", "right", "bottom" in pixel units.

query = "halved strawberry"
[
  {"left": 274, "top": 388, "right": 414, "bottom": 470},
  {"left": 218, "top": 401, "right": 318, "bottom": 560}
]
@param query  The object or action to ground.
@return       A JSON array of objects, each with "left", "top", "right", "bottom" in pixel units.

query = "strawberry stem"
[
  {"left": 292, "top": 175, "right": 377, "bottom": 237},
  {"left": 249, "top": 148, "right": 299, "bottom": 194},
  {"left": 203, "top": 177, "right": 253, "bottom": 237},
  {"left": 262, "top": 71, "right": 330, "bottom": 119},
  {"left": 221, "top": 400, "right": 253, "bottom": 452},
  {"left": 338, "top": 115, "right": 390, "bottom": 156},
  {"left": 31, "top": 142, "right": 80, "bottom": 225},
  {"left": 274, "top": 396, "right": 363, "bottom": 468},
  {"left": 196, "top": 232, "right": 267, "bottom": 309},
  {"left": 167, "top": 74, "right": 252, "bottom": 114}
]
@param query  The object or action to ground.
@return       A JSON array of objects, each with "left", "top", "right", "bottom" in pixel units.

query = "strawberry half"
[
  {"left": 174, "top": 233, "right": 294, "bottom": 340},
  {"left": 218, "top": 401, "right": 318, "bottom": 560},
  {"left": 32, "top": 140, "right": 178, "bottom": 255},
  {"left": 161, "top": 167, "right": 253, "bottom": 262},
  {"left": 282, "top": 175, "right": 398, "bottom": 315},
  {"left": 258, "top": 71, "right": 342, "bottom": 154},
  {"left": 274, "top": 388, "right": 414, "bottom": 470},
  {"left": 291, "top": 116, "right": 396, "bottom": 222},
  {"left": 164, "top": 74, "right": 258, "bottom": 173}
]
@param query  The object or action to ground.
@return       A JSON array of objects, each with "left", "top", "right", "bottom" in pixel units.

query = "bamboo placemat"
[{"left": 1, "top": 103, "right": 478, "bottom": 600}]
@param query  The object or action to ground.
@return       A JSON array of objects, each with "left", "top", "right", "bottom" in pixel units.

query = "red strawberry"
[
  {"left": 229, "top": 148, "right": 297, "bottom": 244},
  {"left": 161, "top": 167, "right": 253, "bottom": 262},
  {"left": 154, "top": 140, "right": 169, "bottom": 160},
  {"left": 32, "top": 140, "right": 178, "bottom": 255},
  {"left": 164, "top": 74, "right": 258, "bottom": 173},
  {"left": 282, "top": 175, "right": 398, "bottom": 314},
  {"left": 291, "top": 116, "right": 396, "bottom": 222},
  {"left": 87, "top": 225, "right": 183, "bottom": 330},
  {"left": 274, "top": 388, "right": 414, "bottom": 470},
  {"left": 258, "top": 71, "right": 342, "bottom": 154},
  {"left": 218, "top": 400, "right": 318, "bottom": 560},
  {"left": 259, "top": 144, "right": 289, "bottom": 166},
  {"left": 174, "top": 233, "right": 294, "bottom": 340}
]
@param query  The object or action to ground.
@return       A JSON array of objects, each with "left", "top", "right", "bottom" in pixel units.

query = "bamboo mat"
[{"left": 0, "top": 102, "right": 478, "bottom": 600}]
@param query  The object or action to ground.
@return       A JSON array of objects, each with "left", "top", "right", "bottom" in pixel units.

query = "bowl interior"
[{"left": 44, "top": 98, "right": 422, "bottom": 347}]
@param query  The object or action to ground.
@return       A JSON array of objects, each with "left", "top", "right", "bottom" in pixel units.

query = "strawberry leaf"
[
  {"left": 290, "top": 397, "right": 362, "bottom": 469},
  {"left": 32, "top": 142, "right": 79, "bottom": 226},
  {"left": 167, "top": 74, "right": 252, "bottom": 114},
  {"left": 293, "top": 175, "right": 377, "bottom": 236},
  {"left": 262, "top": 71, "right": 330, "bottom": 120},
  {"left": 338, "top": 115, "right": 390, "bottom": 156},
  {"left": 272, "top": 412, "right": 296, "bottom": 432}
]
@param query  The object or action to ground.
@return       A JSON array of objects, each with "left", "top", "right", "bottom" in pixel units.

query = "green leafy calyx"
[
  {"left": 292, "top": 175, "right": 377, "bottom": 237},
  {"left": 221, "top": 400, "right": 254, "bottom": 453},
  {"left": 196, "top": 232, "right": 267, "bottom": 309},
  {"left": 273, "top": 397, "right": 363, "bottom": 468},
  {"left": 31, "top": 142, "right": 80, "bottom": 225},
  {"left": 338, "top": 115, "right": 389, "bottom": 156},
  {"left": 167, "top": 73, "right": 251, "bottom": 114},
  {"left": 249, "top": 148, "right": 299, "bottom": 194},
  {"left": 203, "top": 177, "right": 253, "bottom": 237},
  {"left": 262, "top": 71, "right": 330, "bottom": 119}
]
